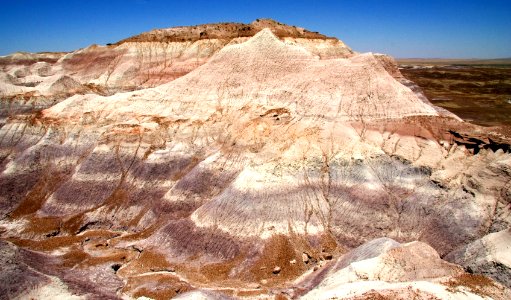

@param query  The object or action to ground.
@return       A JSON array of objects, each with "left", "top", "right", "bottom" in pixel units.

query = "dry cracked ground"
[{"left": 0, "top": 19, "right": 510, "bottom": 299}]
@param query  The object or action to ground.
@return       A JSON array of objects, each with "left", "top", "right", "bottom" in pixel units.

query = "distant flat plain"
[{"left": 397, "top": 58, "right": 511, "bottom": 127}]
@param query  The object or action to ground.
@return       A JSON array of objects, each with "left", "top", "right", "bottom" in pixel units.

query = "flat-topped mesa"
[
  {"left": 112, "top": 19, "right": 353, "bottom": 62},
  {"left": 115, "top": 18, "right": 336, "bottom": 44}
]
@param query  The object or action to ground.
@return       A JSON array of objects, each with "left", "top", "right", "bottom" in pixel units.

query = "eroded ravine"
[{"left": 1, "top": 21, "right": 511, "bottom": 300}]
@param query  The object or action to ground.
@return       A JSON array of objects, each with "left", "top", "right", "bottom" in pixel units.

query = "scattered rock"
[
  {"left": 302, "top": 253, "right": 310, "bottom": 264},
  {"left": 322, "top": 252, "right": 333, "bottom": 260},
  {"left": 111, "top": 264, "right": 122, "bottom": 272},
  {"left": 273, "top": 266, "right": 281, "bottom": 274},
  {"left": 45, "top": 229, "right": 60, "bottom": 237}
]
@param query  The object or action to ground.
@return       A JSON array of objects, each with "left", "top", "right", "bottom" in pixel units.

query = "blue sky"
[{"left": 1, "top": 0, "right": 510, "bottom": 58}]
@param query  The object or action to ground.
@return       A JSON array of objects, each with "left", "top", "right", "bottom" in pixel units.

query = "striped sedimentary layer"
[{"left": 0, "top": 25, "right": 510, "bottom": 299}]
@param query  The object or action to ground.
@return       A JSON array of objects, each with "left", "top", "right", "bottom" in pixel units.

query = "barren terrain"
[
  {"left": 398, "top": 59, "right": 511, "bottom": 126},
  {"left": 0, "top": 20, "right": 510, "bottom": 299}
]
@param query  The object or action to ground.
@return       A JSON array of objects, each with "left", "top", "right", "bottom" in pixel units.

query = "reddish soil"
[{"left": 444, "top": 273, "right": 499, "bottom": 298}]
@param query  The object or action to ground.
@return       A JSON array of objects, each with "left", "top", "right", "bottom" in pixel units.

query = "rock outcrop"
[
  {"left": 1, "top": 20, "right": 510, "bottom": 299},
  {"left": 303, "top": 239, "right": 510, "bottom": 299},
  {"left": 447, "top": 228, "right": 511, "bottom": 288}
]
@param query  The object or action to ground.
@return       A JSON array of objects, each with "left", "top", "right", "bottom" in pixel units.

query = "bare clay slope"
[
  {"left": 0, "top": 19, "right": 352, "bottom": 122},
  {"left": 0, "top": 23, "right": 511, "bottom": 299}
]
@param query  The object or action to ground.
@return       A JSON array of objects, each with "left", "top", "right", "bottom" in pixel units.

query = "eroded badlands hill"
[{"left": 1, "top": 20, "right": 511, "bottom": 299}]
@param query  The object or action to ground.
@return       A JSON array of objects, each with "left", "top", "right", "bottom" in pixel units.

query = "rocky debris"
[
  {"left": 321, "top": 252, "right": 333, "bottom": 260},
  {"left": 111, "top": 264, "right": 122, "bottom": 272},
  {"left": 449, "top": 129, "right": 511, "bottom": 154},
  {"left": 273, "top": 266, "right": 282, "bottom": 274},
  {"left": 302, "top": 253, "right": 310, "bottom": 264}
]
